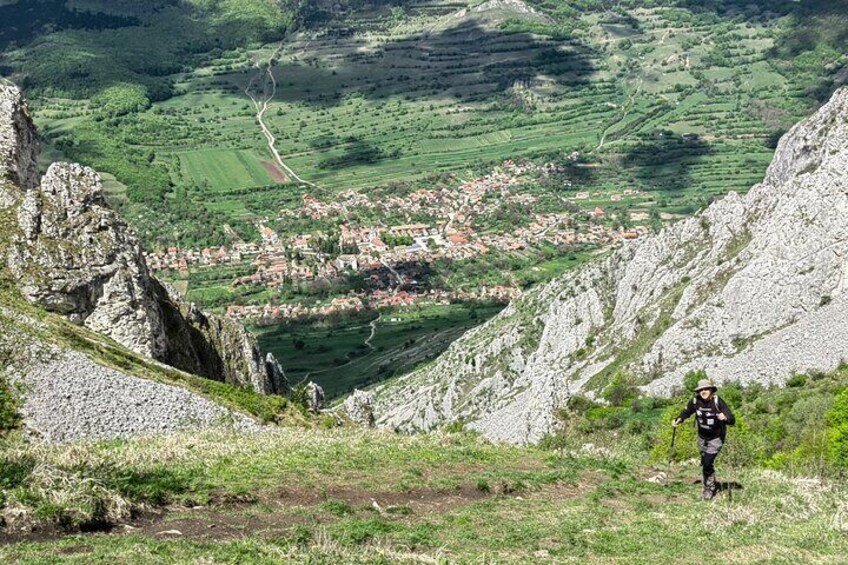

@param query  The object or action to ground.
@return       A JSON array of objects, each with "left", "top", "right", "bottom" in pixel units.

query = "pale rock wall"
[
  {"left": 0, "top": 84, "right": 39, "bottom": 205},
  {"left": 0, "top": 84, "right": 287, "bottom": 395},
  {"left": 375, "top": 88, "right": 848, "bottom": 444}
]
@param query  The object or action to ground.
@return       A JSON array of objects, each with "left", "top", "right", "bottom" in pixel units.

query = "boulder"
[
  {"left": 343, "top": 389, "right": 376, "bottom": 427},
  {"left": 305, "top": 381, "right": 325, "bottom": 413}
]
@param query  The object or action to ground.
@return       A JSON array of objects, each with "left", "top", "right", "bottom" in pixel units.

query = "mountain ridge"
[
  {"left": 374, "top": 86, "right": 848, "bottom": 444},
  {"left": 0, "top": 83, "right": 290, "bottom": 440}
]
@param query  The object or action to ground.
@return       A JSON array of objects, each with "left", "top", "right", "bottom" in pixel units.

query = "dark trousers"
[
  {"left": 697, "top": 436, "right": 723, "bottom": 482},
  {"left": 701, "top": 451, "right": 718, "bottom": 479}
]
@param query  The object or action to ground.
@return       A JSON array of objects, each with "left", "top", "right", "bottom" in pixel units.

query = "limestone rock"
[
  {"left": 343, "top": 389, "right": 376, "bottom": 427},
  {"left": 375, "top": 87, "right": 848, "bottom": 444},
  {"left": 9, "top": 162, "right": 170, "bottom": 358},
  {"left": 265, "top": 353, "right": 290, "bottom": 396},
  {"left": 0, "top": 84, "right": 287, "bottom": 395},
  {"left": 305, "top": 381, "right": 325, "bottom": 413},
  {"left": 0, "top": 84, "right": 38, "bottom": 206}
]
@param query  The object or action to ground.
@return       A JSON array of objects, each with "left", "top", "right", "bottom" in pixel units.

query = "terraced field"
[
  {"left": 21, "top": 0, "right": 824, "bottom": 245},
  {"left": 213, "top": 1, "right": 797, "bottom": 206}
]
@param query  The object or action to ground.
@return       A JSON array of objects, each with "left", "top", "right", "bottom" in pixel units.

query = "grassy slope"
[
  {"left": 0, "top": 208, "right": 299, "bottom": 426},
  {"left": 1, "top": 427, "right": 846, "bottom": 563}
]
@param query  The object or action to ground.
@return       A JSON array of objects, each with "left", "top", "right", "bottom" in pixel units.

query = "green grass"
[
  {"left": 1, "top": 426, "right": 847, "bottom": 563},
  {"left": 17, "top": 0, "right": 837, "bottom": 251},
  {"left": 256, "top": 303, "right": 505, "bottom": 399},
  {"left": 178, "top": 149, "right": 276, "bottom": 191},
  {"left": 0, "top": 374, "right": 20, "bottom": 433}
]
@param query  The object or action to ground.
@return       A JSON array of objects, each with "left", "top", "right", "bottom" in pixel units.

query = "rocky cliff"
[
  {"left": 375, "top": 87, "right": 848, "bottom": 444},
  {"left": 0, "top": 83, "right": 287, "bottom": 396}
]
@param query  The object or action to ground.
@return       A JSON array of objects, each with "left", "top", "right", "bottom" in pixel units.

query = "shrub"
[
  {"left": 601, "top": 373, "right": 637, "bottom": 406},
  {"left": 682, "top": 369, "right": 708, "bottom": 394},
  {"left": 443, "top": 421, "right": 465, "bottom": 433},
  {"left": 827, "top": 389, "right": 848, "bottom": 469},
  {"left": 630, "top": 396, "right": 655, "bottom": 413},
  {"left": 567, "top": 394, "right": 596, "bottom": 413},
  {"left": 718, "top": 381, "right": 743, "bottom": 407},
  {"left": 650, "top": 405, "right": 699, "bottom": 463},
  {"left": 0, "top": 376, "right": 20, "bottom": 433},
  {"left": 787, "top": 374, "right": 807, "bottom": 388},
  {"left": 719, "top": 416, "right": 759, "bottom": 469}
]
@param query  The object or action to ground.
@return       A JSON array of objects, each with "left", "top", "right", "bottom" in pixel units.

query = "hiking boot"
[{"left": 702, "top": 474, "right": 717, "bottom": 500}]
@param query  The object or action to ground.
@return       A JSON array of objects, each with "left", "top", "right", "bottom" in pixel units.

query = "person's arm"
[
  {"left": 718, "top": 397, "right": 736, "bottom": 426},
  {"left": 673, "top": 398, "right": 696, "bottom": 425}
]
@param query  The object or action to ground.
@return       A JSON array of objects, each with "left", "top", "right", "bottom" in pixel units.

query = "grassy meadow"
[{"left": 1, "top": 426, "right": 847, "bottom": 563}]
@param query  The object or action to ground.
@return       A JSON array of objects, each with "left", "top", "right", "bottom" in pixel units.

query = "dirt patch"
[
  {"left": 267, "top": 483, "right": 492, "bottom": 515},
  {"left": 0, "top": 470, "right": 596, "bottom": 546},
  {"left": 261, "top": 160, "right": 289, "bottom": 183},
  {"left": 0, "top": 484, "right": 498, "bottom": 545},
  {"left": 131, "top": 485, "right": 495, "bottom": 542},
  {"left": 0, "top": 525, "right": 73, "bottom": 546}
]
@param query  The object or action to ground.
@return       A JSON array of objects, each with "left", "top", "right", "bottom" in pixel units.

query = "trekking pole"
[
  {"left": 728, "top": 470, "right": 732, "bottom": 502},
  {"left": 666, "top": 425, "right": 677, "bottom": 486}
]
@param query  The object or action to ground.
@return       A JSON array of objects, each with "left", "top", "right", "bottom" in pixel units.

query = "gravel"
[{"left": 6, "top": 350, "right": 263, "bottom": 443}]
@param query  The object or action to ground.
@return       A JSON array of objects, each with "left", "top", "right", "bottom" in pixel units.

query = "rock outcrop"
[
  {"left": 0, "top": 83, "right": 287, "bottom": 395},
  {"left": 305, "top": 381, "right": 325, "bottom": 413},
  {"left": 343, "top": 389, "right": 376, "bottom": 427},
  {"left": 0, "top": 84, "right": 39, "bottom": 204},
  {"left": 9, "top": 162, "right": 171, "bottom": 359},
  {"left": 375, "top": 87, "right": 848, "bottom": 444}
]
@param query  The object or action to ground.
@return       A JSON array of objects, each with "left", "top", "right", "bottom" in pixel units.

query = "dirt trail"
[
  {"left": 0, "top": 467, "right": 698, "bottom": 548},
  {"left": 244, "top": 47, "right": 317, "bottom": 187},
  {"left": 0, "top": 484, "right": 495, "bottom": 546},
  {"left": 595, "top": 80, "right": 642, "bottom": 151},
  {"left": 364, "top": 313, "right": 381, "bottom": 350}
]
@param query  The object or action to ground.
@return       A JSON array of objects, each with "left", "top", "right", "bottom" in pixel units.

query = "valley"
[
  {"left": 3, "top": 2, "right": 848, "bottom": 562},
  {"left": 2, "top": 0, "right": 845, "bottom": 397}
]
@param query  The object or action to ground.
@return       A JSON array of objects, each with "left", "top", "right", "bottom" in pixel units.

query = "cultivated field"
[{"left": 15, "top": 0, "right": 827, "bottom": 247}]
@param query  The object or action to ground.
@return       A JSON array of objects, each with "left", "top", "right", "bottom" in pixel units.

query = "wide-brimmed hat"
[{"left": 694, "top": 379, "right": 717, "bottom": 392}]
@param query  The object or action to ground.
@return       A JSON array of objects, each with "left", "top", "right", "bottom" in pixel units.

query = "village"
[{"left": 146, "top": 160, "right": 652, "bottom": 323}]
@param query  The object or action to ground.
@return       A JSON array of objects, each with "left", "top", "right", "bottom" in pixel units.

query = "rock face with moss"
[
  {"left": 0, "top": 84, "right": 286, "bottom": 395},
  {"left": 375, "top": 87, "right": 848, "bottom": 444}
]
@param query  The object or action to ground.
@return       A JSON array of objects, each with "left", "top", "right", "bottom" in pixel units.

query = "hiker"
[{"left": 672, "top": 379, "right": 735, "bottom": 500}]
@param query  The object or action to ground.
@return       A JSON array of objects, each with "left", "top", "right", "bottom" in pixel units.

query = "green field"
[
  {"left": 7, "top": 0, "right": 842, "bottom": 250},
  {"left": 178, "top": 149, "right": 277, "bottom": 191},
  {"left": 256, "top": 303, "right": 505, "bottom": 399}
]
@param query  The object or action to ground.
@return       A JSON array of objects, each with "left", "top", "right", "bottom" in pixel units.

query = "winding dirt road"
[{"left": 244, "top": 52, "right": 315, "bottom": 187}]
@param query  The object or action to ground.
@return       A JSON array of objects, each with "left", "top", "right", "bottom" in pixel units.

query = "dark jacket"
[{"left": 677, "top": 394, "right": 736, "bottom": 441}]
